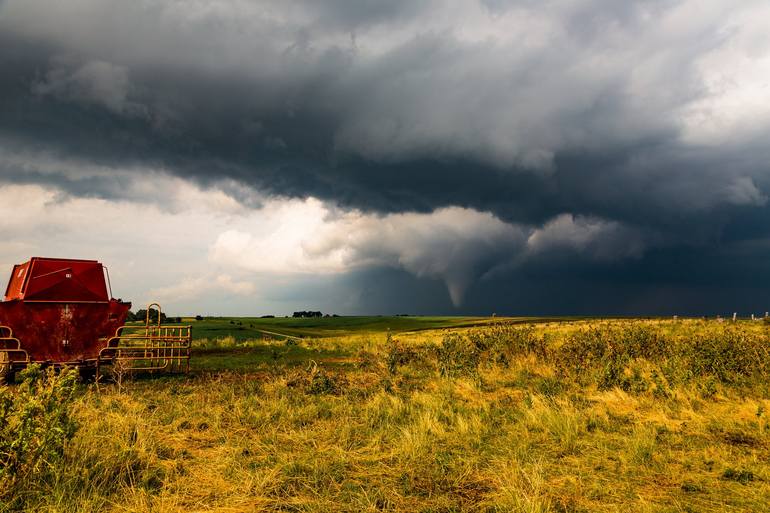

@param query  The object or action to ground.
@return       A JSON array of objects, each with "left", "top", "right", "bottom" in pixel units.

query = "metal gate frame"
[
  {"left": 96, "top": 303, "right": 191, "bottom": 383},
  {"left": 0, "top": 325, "right": 29, "bottom": 384}
]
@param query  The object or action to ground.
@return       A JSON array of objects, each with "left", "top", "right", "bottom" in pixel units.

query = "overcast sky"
[{"left": 1, "top": 0, "right": 770, "bottom": 316}]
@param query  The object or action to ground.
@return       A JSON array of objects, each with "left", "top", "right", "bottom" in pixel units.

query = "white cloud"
[
  {"left": 208, "top": 199, "right": 651, "bottom": 306},
  {"left": 147, "top": 273, "right": 255, "bottom": 302},
  {"left": 0, "top": 181, "right": 244, "bottom": 312},
  {"left": 208, "top": 198, "right": 355, "bottom": 274},
  {"left": 679, "top": 3, "right": 770, "bottom": 146}
]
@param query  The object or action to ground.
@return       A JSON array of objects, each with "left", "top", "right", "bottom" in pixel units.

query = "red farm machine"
[{"left": 0, "top": 257, "right": 191, "bottom": 384}]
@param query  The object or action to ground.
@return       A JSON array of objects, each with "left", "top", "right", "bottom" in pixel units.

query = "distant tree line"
[
  {"left": 293, "top": 311, "right": 323, "bottom": 318},
  {"left": 126, "top": 309, "right": 182, "bottom": 323}
]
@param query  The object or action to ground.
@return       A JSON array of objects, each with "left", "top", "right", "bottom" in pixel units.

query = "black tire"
[{"left": 78, "top": 366, "right": 97, "bottom": 383}]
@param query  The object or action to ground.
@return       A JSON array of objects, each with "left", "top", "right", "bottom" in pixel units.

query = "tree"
[
  {"left": 134, "top": 308, "right": 167, "bottom": 324},
  {"left": 293, "top": 310, "right": 323, "bottom": 318}
]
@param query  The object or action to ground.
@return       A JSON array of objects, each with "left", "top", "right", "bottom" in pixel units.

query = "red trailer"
[{"left": 0, "top": 257, "right": 190, "bottom": 384}]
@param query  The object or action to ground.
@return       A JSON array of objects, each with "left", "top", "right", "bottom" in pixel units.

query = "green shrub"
[
  {"left": 722, "top": 468, "right": 755, "bottom": 484},
  {"left": 307, "top": 369, "right": 343, "bottom": 395},
  {"left": 598, "top": 353, "right": 630, "bottom": 391},
  {"left": 687, "top": 328, "right": 769, "bottom": 383},
  {"left": 0, "top": 365, "right": 79, "bottom": 507},
  {"left": 356, "top": 348, "right": 381, "bottom": 371},
  {"left": 435, "top": 333, "right": 480, "bottom": 379},
  {"left": 556, "top": 327, "right": 612, "bottom": 379},
  {"left": 468, "top": 323, "right": 547, "bottom": 364},
  {"left": 549, "top": 322, "right": 770, "bottom": 390},
  {"left": 386, "top": 334, "right": 426, "bottom": 375}
]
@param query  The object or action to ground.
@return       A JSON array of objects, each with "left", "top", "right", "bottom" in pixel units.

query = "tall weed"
[{"left": 0, "top": 365, "right": 79, "bottom": 508}]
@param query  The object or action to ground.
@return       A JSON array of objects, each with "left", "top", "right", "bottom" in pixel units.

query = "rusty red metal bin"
[
  {"left": 0, "top": 257, "right": 130, "bottom": 382},
  {"left": 0, "top": 257, "right": 191, "bottom": 384}
]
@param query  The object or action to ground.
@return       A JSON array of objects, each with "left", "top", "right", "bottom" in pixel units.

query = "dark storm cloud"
[{"left": 1, "top": 0, "right": 770, "bottom": 312}]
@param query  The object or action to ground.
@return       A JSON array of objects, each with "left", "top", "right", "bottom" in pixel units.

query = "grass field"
[
  {"left": 2, "top": 317, "right": 770, "bottom": 512},
  {"left": 181, "top": 315, "right": 570, "bottom": 341}
]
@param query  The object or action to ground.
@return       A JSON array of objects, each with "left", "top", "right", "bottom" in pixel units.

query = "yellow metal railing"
[
  {"left": 0, "top": 325, "right": 29, "bottom": 384},
  {"left": 96, "top": 304, "right": 191, "bottom": 383},
  {"left": 0, "top": 325, "right": 30, "bottom": 363}
]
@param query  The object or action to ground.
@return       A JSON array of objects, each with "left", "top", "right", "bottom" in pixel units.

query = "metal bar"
[
  {"left": 102, "top": 265, "right": 113, "bottom": 299},
  {"left": 30, "top": 267, "right": 73, "bottom": 280},
  {"left": 0, "top": 349, "right": 30, "bottom": 362}
]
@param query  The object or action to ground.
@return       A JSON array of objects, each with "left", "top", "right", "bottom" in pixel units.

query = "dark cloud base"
[{"left": 347, "top": 242, "right": 770, "bottom": 317}]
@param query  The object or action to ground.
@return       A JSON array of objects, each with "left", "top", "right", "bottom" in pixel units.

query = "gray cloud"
[
  {"left": 32, "top": 58, "right": 140, "bottom": 116},
  {"left": 1, "top": 0, "right": 770, "bottom": 311},
  {"left": 526, "top": 214, "right": 649, "bottom": 260}
]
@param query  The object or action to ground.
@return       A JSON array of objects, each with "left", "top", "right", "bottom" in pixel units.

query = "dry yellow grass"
[{"left": 2, "top": 319, "right": 769, "bottom": 512}]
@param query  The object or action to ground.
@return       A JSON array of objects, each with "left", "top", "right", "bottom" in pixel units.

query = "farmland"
[
  {"left": 181, "top": 315, "right": 566, "bottom": 341},
  {"left": 2, "top": 317, "right": 770, "bottom": 512}
]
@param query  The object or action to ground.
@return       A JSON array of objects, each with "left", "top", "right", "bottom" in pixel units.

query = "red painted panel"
[
  {"left": 0, "top": 299, "right": 131, "bottom": 362},
  {"left": 4, "top": 257, "right": 109, "bottom": 302},
  {"left": 4, "top": 262, "right": 31, "bottom": 300}
]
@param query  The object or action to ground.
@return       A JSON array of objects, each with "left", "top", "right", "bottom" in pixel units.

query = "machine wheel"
[
  {"left": 0, "top": 352, "right": 15, "bottom": 385},
  {"left": 78, "top": 366, "right": 97, "bottom": 383}
]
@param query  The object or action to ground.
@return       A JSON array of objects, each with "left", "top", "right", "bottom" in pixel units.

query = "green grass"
[
  {"left": 191, "top": 343, "right": 350, "bottom": 373},
  {"left": 186, "top": 316, "right": 583, "bottom": 372},
  {"left": 181, "top": 315, "right": 582, "bottom": 341}
]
